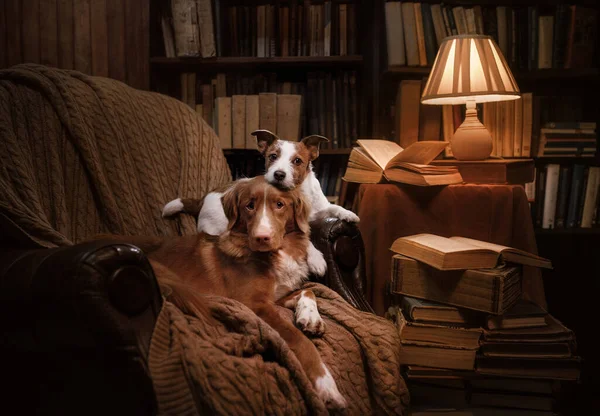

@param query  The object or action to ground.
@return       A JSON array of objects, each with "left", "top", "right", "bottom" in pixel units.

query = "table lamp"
[{"left": 421, "top": 35, "right": 521, "bottom": 161}]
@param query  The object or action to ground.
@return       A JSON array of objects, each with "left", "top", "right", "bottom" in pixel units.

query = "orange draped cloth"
[{"left": 355, "top": 183, "right": 546, "bottom": 316}]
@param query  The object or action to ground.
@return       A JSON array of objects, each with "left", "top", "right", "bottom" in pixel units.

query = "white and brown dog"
[
  {"left": 163, "top": 130, "right": 360, "bottom": 279},
  {"left": 100, "top": 177, "right": 346, "bottom": 409}
]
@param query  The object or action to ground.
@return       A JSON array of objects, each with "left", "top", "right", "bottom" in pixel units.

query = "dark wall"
[{"left": 0, "top": 0, "right": 149, "bottom": 90}]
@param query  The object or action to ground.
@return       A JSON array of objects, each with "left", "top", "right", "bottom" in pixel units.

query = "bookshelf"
[{"left": 150, "top": 0, "right": 371, "bottom": 201}]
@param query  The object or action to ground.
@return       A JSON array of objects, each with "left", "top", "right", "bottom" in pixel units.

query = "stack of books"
[{"left": 388, "top": 233, "right": 580, "bottom": 415}]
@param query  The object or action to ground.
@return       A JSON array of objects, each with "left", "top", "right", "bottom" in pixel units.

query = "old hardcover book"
[
  {"left": 276, "top": 94, "right": 302, "bottom": 141},
  {"left": 395, "top": 80, "right": 422, "bottom": 148},
  {"left": 171, "top": 0, "right": 200, "bottom": 57},
  {"left": 215, "top": 97, "right": 232, "bottom": 149},
  {"left": 245, "top": 95, "right": 259, "bottom": 149},
  {"left": 389, "top": 234, "right": 552, "bottom": 270},
  {"left": 486, "top": 299, "right": 547, "bottom": 330},
  {"left": 196, "top": 0, "right": 216, "bottom": 57},
  {"left": 391, "top": 255, "right": 521, "bottom": 314},
  {"left": 399, "top": 297, "right": 481, "bottom": 326},
  {"left": 483, "top": 314, "right": 574, "bottom": 343},
  {"left": 396, "top": 307, "right": 482, "bottom": 349},
  {"left": 470, "top": 391, "right": 555, "bottom": 412},
  {"left": 429, "top": 159, "right": 535, "bottom": 184},
  {"left": 476, "top": 356, "right": 581, "bottom": 380},
  {"left": 259, "top": 93, "right": 277, "bottom": 132},
  {"left": 342, "top": 140, "right": 462, "bottom": 186},
  {"left": 470, "top": 377, "right": 559, "bottom": 395},
  {"left": 231, "top": 95, "right": 246, "bottom": 149},
  {"left": 404, "top": 365, "right": 474, "bottom": 380},
  {"left": 480, "top": 341, "right": 573, "bottom": 359},
  {"left": 401, "top": 341, "right": 478, "bottom": 370}
]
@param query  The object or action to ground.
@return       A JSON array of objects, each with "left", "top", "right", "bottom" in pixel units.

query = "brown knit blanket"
[
  {"left": 0, "top": 64, "right": 230, "bottom": 246},
  {"left": 151, "top": 282, "right": 409, "bottom": 415}
]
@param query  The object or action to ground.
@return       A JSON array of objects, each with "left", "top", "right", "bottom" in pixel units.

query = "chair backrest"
[{"left": 0, "top": 64, "right": 231, "bottom": 247}]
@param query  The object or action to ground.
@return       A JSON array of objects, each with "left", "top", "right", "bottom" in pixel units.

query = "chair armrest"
[
  {"left": 309, "top": 218, "right": 374, "bottom": 313},
  {"left": 0, "top": 240, "right": 162, "bottom": 354},
  {"left": 0, "top": 240, "right": 162, "bottom": 414}
]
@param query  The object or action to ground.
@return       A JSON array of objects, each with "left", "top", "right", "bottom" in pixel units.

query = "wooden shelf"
[
  {"left": 535, "top": 228, "right": 600, "bottom": 235},
  {"left": 223, "top": 148, "right": 352, "bottom": 156},
  {"left": 151, "top": 56, "right": 364, "bottom": 71},
  {"left": 382, "top": 66, "right": 600, "bottom": 82}
]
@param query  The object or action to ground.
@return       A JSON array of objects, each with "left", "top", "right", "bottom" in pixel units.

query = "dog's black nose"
[{"left": 274, "top": 170, "right": 286, "bottom": 181}]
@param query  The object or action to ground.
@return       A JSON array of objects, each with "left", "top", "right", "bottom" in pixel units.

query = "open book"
[
  {"left": 390, "top": 234, "right": 552, "bottom": 270},
  {"left": 342, "top": 139, "right": 463, "bottom": 186}
]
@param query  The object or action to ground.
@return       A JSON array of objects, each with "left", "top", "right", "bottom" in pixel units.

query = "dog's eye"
[
  {"left": 246, "top": 201, "right": 255, "bottom": 211},
  {"left": 293, "top": 157, "right": 302, "bottom": 165},
  {"left": 269, "top": 153, "right": 277, "bottom": 162},
  {"left": 276, "top": 201, "right": 285, "bottom": 209}
]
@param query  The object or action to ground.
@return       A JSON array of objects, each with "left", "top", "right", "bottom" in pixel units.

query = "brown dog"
[{"left": 97, "top": 177, "right": 346, "bottom": 410}]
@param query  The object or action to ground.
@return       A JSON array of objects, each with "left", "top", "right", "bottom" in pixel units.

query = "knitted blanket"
[
  {"left": 0, "top": 64, "right": 230, "bottom": 247},
  {"left": 150, "top": 282, "right": 409, "bottom": 415}
]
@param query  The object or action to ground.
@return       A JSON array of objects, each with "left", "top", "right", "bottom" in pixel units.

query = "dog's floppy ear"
[
  {"left": 252, "top": 129, "right": 281, "bottom": 155},
  {"left": 221, "top": 188, "right": 240, "bottom": 231},
  {"left": 300, "top": 135, "right": 329, "bottom": 161},
  {"left": 290, "top": 190, "right": 311, "bottom": 234}
]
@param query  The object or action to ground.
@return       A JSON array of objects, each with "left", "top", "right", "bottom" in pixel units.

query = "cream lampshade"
[{"left": 421, "top": 35, "right": 521, "bottom": 161}]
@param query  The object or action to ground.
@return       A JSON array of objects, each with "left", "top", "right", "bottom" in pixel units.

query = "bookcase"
[{"left": 149, "top": 0, "right": 377, "bottom": 204}]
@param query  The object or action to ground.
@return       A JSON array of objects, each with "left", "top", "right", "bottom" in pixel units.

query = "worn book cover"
[{"left": 392, "top": 255, "right": 521, "bottom": 314}]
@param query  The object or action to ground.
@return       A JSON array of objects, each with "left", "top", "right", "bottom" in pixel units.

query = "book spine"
[
  {"left": 421, "top": 3, "right": 437, "bottom": 65},
  {"left": 554, "top": 166, "right": 572, "bottom": 228},
  {"left": 566, "top": 164, "right": 586, "bottom": 228},
  {"left": 580, "top": 167, "right": 599, "bottom": 227},
  {"left": 542, "top": 164, "right": 560, "bottom": 229},
  {"left": 534, "top": 167, "right": 547, "bottom": 228}
]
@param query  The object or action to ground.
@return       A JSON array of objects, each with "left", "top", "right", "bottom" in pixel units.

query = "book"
[
  {"left": 196, "top": 0, "right": 216, "bottom": 57},
  {"left": 395, "top": 80, "right": 422, "bottom": 147},
  {"left": 401, "top": 2, "right": 419, "bottom": 66},
  {"left": 276, "top": 94, "right": 302, "bottom": 141},
  {"left": 404, "top": 365, "right": 474, "bottom": 380},
  {"left": 581, "top": 166, "right": 600, "bottom": 227},
  {"left": 469, "top": 377, "right": 559, "bottom": 395},
  {"left": 554, "top": 166, "right": 572, "bottom": 228},
  {"left": 566, "top": 164, "right": 586, "bottom": 228},
  {"left": 384, "top": 1, "right": 406, "bottom": 66},
  {"left": 342, "top": 140, "right": 462, "bottom": 187},
  {"left": 399, "top": 297, "right": 480, "bottom": 326},
  {"left": 409, "top": 381, "right": 469, "bottom": 409},
  {"left": 231, "top": 95, "right": 246, "bottom": 149},
  {"left": 541, "top": 164, "right": 560, "bottom": 229},
  {"left": 429, "top": 159, "right": 534, "bottom": 185},
  {"left": 171, "top": 0, "right": 200, "bottom": 57},
  {"left": 391, "top": 255, "right": 521, "bottom": 315},
  {"left": 470, "top": 391, "right": 555, "bottom": 412},
  {"left": 485, "top": 300, "right": 547, "bottom": 330},
  {"left": 258, "top": 92, "right": 277, "bottom": 132},
  {"left": 390, "top": 234, "right": 552, "bottom": 271},
  {"left": 215, "top": 97, "right": 232, "bottom": 149},
  {"left": 476, "top": 356, "right": 581, "bottom": 381},
  {"left": 245, "top": 95, "right": 259, "bottom": 149},
  {"left": 483, "top": 314, "right": 574, "bottom": 343},
  {"left": 396, "top": 307, "right": 482, "bottom": 349},
  {"left": 400, "top": 341, "right": 478, "bottom": 371},
  {"left": 479, "top": 341, "right": 573, "bottom": 359}
]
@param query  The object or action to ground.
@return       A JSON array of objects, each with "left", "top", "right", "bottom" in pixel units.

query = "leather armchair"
[{"left": 0, "top": 217, "right": 370, "bottom": 415}]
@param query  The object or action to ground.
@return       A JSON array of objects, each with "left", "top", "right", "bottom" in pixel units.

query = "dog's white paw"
[
  {"left": 315, "top": 364, "right": 347, "bottom": 410},
  {"left": 162, "top": 198, "right": 184, "bottom": 217},
  {"left": 307, "top": 243, "right": 327, "bottom": 277},
  {"left": 325, "top": 204, "right": 360, "bottom": 223},
  {"left": 295, "top": 291, "right": 325, "bottom": 336}
]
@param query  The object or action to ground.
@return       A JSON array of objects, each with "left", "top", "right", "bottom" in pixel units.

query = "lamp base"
[{"left": 450, "top": 100, "right": 493, "bottom": 161}]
